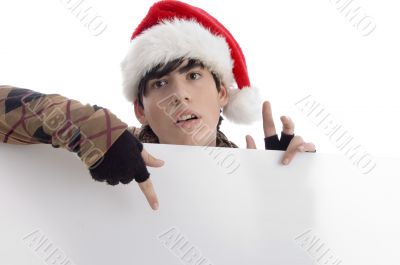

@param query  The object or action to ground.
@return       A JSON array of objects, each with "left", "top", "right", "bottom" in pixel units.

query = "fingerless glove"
[
  {"left": 264, "top": 132, "right": 295, "bottom": 151},
  {"left": 89, "top": 130, "right": 150, "bottom": 185}
]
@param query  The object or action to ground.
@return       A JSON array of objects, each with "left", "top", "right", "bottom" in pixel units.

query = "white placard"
[{"left": 0, "top": 143, "right": 398, "bottom": 265}]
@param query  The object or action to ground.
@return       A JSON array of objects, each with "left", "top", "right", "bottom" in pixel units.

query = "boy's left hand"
[{"left": 245, "top": 101, "right": 316, "bottom": 165}]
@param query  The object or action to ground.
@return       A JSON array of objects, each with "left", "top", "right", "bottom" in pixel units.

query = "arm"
[{"left": 0, "top": 85, "right": 150, "bottom": 185}]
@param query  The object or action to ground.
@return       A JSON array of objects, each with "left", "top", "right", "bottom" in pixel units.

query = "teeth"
[{"left": 178, "top": 114, "right": 196, "bottom": 122}]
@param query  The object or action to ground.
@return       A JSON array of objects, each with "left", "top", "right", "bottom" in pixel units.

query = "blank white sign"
[{"left": 0, "top": 143, "right": 398, "bottom": 265}]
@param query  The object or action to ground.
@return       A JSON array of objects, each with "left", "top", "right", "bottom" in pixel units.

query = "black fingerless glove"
[
  {"left": 88, "top": 130, "right": 150, "bottom": 185},
  {"left": 264, "top": 132, "right": 295, "bottom": 151}
]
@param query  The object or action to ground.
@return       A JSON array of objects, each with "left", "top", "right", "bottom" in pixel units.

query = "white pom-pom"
[{"left": 223, "top": 86, "right": 263, "bottom": 124}]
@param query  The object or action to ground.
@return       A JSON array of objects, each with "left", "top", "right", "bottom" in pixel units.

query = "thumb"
[
  {"left": 141, "top": 148, "right": 165, "bottom": 167},
  {"left": 246, "top": 135, "right": 257, "bottom": 149}
]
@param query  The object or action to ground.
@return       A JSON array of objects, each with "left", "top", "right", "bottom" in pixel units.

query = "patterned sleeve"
[{"left": 0, "top": 85, "right": 127, "bottom": 169}]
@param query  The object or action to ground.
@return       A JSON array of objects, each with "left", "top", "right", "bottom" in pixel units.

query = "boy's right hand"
[
  {"left": 138, "top": 148, "right": 165, "bottom": 211},
  {"left": 89, "top": 130, "right": 165, "bottom": 211}
]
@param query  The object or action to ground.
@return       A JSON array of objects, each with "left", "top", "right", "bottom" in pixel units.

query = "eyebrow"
[
  {"left": 177, "top": 60, "right": 205, "bottom": 74},
  {"left": 147, "top": 60, "right": 205, "bottom": 84}
]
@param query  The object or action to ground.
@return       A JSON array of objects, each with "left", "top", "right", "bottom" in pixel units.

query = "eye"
[
  {"left": 152, "top": 80, "right": 167, "bottom": 89},
  {"left": 188, "top": 72, "right": 201, "bottom": 80}
]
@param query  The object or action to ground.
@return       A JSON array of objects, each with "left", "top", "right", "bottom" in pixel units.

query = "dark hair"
[{"left": 136, "top": 57, "right": 224, "bottom": 131}]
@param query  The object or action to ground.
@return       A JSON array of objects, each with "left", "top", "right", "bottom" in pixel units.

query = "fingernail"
[
  {"left": 282, "top": 159, "right": 289, "bottom": 165},
  {"left": 152, "top": 202, "right": 159, "bottom": 210}
]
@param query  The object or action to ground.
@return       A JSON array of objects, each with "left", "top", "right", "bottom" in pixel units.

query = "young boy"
[{"left": 0, "top": 1, "right": 315, "bottom": 210}]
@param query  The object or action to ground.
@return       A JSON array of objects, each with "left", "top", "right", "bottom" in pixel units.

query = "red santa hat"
[{"left": 121, "top": 0, "right": 262, "bottom": 124}]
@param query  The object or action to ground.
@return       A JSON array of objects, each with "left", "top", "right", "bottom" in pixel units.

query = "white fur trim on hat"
[
  {"left": 121, "top": 18, "right": 234, "bottom": 103},
  {"left": 223, "top": 86, "right": 263, "bottom": 124}
]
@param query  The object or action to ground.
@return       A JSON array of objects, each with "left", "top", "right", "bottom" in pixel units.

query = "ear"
[
  {"left": 218, "top": 83, "right": 229, "bottom": 108},
  {"left": 133, "top": 98, "right": 148, "bottom": 125}
]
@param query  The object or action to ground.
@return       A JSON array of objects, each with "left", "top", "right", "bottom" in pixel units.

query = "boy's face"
[{"left": 134, "top": 59, "right": 229, "bottom": 146}]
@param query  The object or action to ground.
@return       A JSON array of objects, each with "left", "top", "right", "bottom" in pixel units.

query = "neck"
[{"left": 159, "top": 131, "right": 217, "bottom": 147}]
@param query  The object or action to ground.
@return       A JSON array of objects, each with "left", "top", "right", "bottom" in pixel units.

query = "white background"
[{"left": 0, "top": 0, "right": 398, "bottom": 158}]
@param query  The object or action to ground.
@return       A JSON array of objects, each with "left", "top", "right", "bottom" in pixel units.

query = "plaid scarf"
[{"left": 131, "top": 124, "right": 238, "bottom": 148}]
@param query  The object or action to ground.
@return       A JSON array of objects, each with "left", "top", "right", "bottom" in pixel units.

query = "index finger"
[
  {"left": 263, "top": 101, "right": 277, "bottom": 137},
  {"left": 138, "top": 178, "right": 159, "bottom": 210}
]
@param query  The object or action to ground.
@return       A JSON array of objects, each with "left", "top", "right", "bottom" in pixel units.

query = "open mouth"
[
  {"left": 176, "top": 114, "right": 199, "bottom": 124},
  {"left": 175, "top": 114, "right": 201, "bottom": 128}
]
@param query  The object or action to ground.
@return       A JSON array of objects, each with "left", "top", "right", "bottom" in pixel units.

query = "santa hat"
[{"left": 121, "top": 0, "right": 262, "bottom": 124}]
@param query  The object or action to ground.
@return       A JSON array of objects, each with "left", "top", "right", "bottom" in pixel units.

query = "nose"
[{"left": 171, "top": 78, "right": 191, "bottom": 104}]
